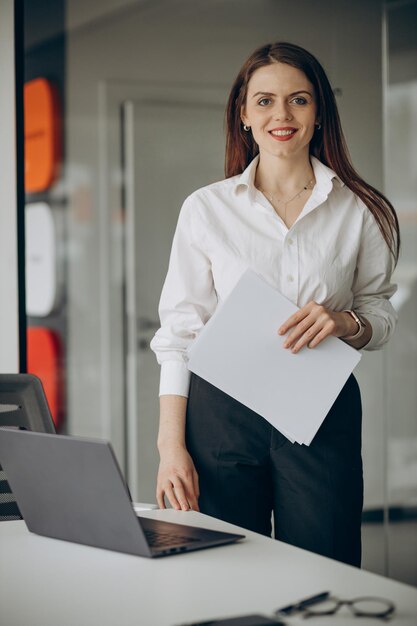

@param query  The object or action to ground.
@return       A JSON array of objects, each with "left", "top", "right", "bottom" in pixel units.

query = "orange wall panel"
[
  {"left": 24, "top": 78, "right": 61, "bottom": 193},
  {"left": 27, "top": 327, "right": 63, "bottom": 428}
]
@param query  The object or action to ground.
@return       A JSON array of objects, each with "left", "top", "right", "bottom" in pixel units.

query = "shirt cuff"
[
  {"left": 159, "top": 361, "right": 191, "bottom": 397},
  {"left": 359, "top": 312, "right": 389, "bottom": 351}
]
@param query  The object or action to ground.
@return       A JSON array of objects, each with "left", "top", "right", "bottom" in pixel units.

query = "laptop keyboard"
[{"left": 144, "top": 528, "right": 201, "bottom": 547}]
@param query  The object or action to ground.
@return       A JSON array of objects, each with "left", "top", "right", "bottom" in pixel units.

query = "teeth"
[{"left": 271, "top": 129, "right": 295, "bottom": 136}]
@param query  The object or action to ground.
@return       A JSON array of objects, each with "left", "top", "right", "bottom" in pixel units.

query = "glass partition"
[
  {"left": 384, "top": 0, "right": 417, "bottom": 585},
  {"left": 21, "top": 0, "right": 416, "bottom": 584}
]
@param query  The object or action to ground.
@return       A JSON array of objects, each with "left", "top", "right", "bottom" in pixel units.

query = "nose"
[{"left": 272, "top": 99, "right": 292, "bottom": 121}]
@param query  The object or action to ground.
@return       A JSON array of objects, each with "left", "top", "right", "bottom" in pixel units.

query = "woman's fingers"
[
  {"left": 184, "top": 473, "right": 199, "bottom": 512},
  {"left": 156, "top": 486, "right": 166, "bottom": 510},
  {"left": 174, "top": 473, "right": 200, "bottom": 511},
  {"left": 291, "top": 320, "right": 325, "bottom": 352},
  {"left": 192, "top": 471, "right": 200, "bottom": 510},
  {"left": 283, "top": 314, "right": 319, "bottom": 351},
  {"left": 283, "top": 318, "right": 316, "bottom": 349},
  {"left": 156, "top": 475, "right": 199, "bottom": 511},
  {"left": 291, "top": 322, "right": 335, "bottom": 352},
  {"left": 156, "top": 475, "right": 182, "bottom": 510},
  {"left": 279, "top": 303, "right": 344, "bottom": 353},
  {"left": 278, "top": 306, "right": 309, "bottom": 335},
  {"left": 306, "top": 324, "right": 334, "bottom": 349},
  {"left": 169, "top": 478, "right": 190, "bottom": 511},
  {"left": 156, "top": 448, "right": 200, "bottom": 511}
]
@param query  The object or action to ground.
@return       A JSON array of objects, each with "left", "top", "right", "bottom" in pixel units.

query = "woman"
[{"left": 150, "top": 42, "right": 399, "bottom": 567}]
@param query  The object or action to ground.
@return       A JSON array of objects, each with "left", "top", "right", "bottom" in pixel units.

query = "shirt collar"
[
  {"left": 310, "top": 156, "right": 345, "bottom": 195},
  {"left": 233, "top": 154, "right": 260, "bottom": 199},
  {"left": 233, "top": 154, "right": 344, "bottom": 198}
]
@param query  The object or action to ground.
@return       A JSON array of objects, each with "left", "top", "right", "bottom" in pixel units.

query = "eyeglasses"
[{"left": 275, "top": 591, "right": 396, "bottom": 621}]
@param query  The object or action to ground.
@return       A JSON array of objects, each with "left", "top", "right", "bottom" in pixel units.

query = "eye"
[
  {"left": 258, "top": 97, "right": 272, "bottom": 106},
  {"left": 291, "top": 97, "right": 308, "bottom": 105}
]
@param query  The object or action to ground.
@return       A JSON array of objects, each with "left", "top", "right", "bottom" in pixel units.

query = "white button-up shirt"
[{"left": 150, "top": 155, "right": 397, "bottom": 397}]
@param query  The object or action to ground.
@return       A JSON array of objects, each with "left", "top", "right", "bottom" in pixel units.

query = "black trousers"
[{"left": 185, "top": 373, "right": 363, "bottom": 567}]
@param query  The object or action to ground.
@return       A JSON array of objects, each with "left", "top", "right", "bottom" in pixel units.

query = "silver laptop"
[{"left": 0, "top": 428, "right": 244, "bottom": 557}]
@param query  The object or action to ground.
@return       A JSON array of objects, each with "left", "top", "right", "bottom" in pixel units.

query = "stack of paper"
[{"left": 187, "top": 269, "right": 361, "bottom": 445}]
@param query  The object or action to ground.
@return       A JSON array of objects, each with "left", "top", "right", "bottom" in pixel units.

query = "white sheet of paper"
[{"left": 187, "top": 269, "right": 361, "bottom": 445}]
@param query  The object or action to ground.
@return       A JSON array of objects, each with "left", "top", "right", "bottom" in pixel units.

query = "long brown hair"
[{"left": 225, "top": 42, "right": 400, "bottom": 260}]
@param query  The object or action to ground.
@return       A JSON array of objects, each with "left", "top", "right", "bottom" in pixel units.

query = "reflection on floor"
[{"left": 362, "top": 520, "right": 417, "bottom": 587}]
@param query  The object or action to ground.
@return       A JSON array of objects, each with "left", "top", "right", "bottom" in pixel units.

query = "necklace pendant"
[{"left": 259, "top": 175, "right": 315, "bottom": 209}]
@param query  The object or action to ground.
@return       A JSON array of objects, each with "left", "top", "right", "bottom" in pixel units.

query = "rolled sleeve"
[
  {"left": 150, "top": 194, "right": 217, "bottom": 397},
  {"left": 352, "top": 206, "right": 398, "bottom": 351}
]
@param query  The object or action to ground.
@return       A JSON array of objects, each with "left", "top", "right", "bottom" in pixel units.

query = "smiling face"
[{"left": 241, "top": 62, "right": 318, "bottom": 160}]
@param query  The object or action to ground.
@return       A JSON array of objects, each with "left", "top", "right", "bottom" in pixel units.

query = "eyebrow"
[{"left": 251, "top": 90, "right": 313, "bottom": 99}]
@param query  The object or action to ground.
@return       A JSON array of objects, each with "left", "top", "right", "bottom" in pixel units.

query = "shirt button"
[
  {"left": 287, "top": 274, "right": 294, "bottom": 282},
  {"left": 288, "top": 238, "right": 294, "bottom": 245}
]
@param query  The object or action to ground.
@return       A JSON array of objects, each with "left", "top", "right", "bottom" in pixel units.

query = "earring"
[
  {"left": 315, "top": 122, "right": 322, "bottom": 130},
  {"left": 243, "top": 124, "right": 251, "bottom": 132}
]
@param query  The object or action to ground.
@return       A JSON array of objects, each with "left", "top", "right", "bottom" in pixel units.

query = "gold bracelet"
[{"left": 342, "top": 310, "right": 366, "bottom": 341}]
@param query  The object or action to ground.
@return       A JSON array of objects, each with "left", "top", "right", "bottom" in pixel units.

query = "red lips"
[
  {"left": 269, "top": 127, "right": 297, "bottom": 131},
  {"left": 269, "top": 128, "right": 298, "bottom": 141}
]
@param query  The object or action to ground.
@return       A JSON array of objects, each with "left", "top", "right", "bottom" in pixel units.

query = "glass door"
[{"left": 116, "top": 84, "right": 225, "bottom": 500}]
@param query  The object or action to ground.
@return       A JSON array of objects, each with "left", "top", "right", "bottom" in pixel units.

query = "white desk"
[{"left": 1, "top": 509, "right": 417, "bottom": 626}]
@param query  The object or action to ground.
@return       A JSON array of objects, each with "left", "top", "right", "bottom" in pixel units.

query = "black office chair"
[{"left": 0, "top": 374, "right": 56, "bottom": 520}]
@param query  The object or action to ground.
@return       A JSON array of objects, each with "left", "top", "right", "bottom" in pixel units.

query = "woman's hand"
[
  {"left": 278, "top": 302, "right": 356, "bottom": 353},
  {"left": 156, "top": 444, "right": 200, "bottom": 512}
]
